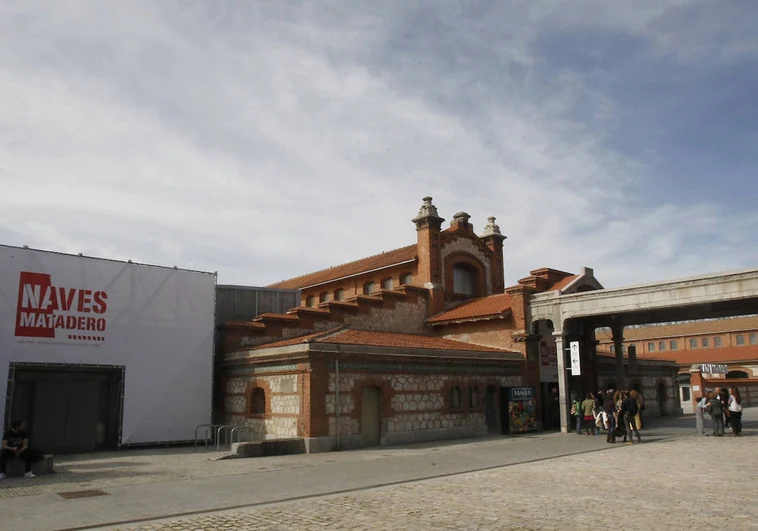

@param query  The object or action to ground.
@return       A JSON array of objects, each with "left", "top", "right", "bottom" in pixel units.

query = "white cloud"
[{"left": 0, "top": 0, "right": 756, "bottom": 291}]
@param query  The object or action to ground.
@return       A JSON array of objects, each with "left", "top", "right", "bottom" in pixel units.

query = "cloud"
[{"left": 1, "top": 0, "right": 756, "bottom": 290}]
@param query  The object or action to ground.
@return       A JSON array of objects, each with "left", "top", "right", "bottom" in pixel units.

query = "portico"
[{"left": 529, "top": 267, "right": 758, "bottom": 432}]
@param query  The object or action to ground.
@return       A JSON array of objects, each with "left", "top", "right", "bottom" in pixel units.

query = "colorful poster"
[{"left": 508, "top": 387, "right": 538, "bottom": 434}]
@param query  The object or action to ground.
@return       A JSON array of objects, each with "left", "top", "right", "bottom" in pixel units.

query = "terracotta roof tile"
[
  {"left": 253, "top": 328, "right": 516, "bottom": 354},
  {"left": 427, "top": 293, "right": 511, "bottom": 324},
  {"left": 266, "top": 245, "right": 417, "bottom": 290},
  {"left": 635, "top": 345, "right": 758, "bottom": 365},
  {"left": 596, "top": 316, "right": 758, "bottom": 341},
  {"left": 546, "top": 275, "right": 579, "bottom": 292}
]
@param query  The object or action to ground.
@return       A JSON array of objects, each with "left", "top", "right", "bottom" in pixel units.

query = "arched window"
[
  {"left": 319, "top": 292, "right": 329, "bottom": 304},
  {"left": 334, "top": 289, "right": 345, "bottom": 301},
  {"left": 400, "top": 272, "right": 413, "bottom": 285},
  {"left": 736, "top": 334, "right": 745, "bottom": 346},
  {"left": 658, "top": 341, "right": 666, "bottom": 351},
  {"left": 469, "top": 386, "right": 480, "bottom": 409},
  {"left": 305, "top": 295, "right": 316, "bottom": 307},
  {"left": 363, "top": 281, "right": 375, "bottom": 295},
  {"left": 250, "top": 387, "right": 266, "bottom": 415},
  {"left": 450, "top": 386, "right": 462, "bottom": 410},
  {"left": 702, "top": 337, "right": 709, "bottom": 348},
  {"left": 727, "top": 370, "right": 749, "bottom": 379},
  {"left": 381, "top": 277, "right": 393, "bottom": 290},
  {"left": 689, "top": 338, "right": 697, "bottom": 349},
  {"left": 670, "top": 340, "right": 678, "bottom": 351},
  {"left": 452, "top": 264, "right": 476, "bottom": 296},
  {"left": 648, "top": 342, "right": 655, "bottom": 352}
]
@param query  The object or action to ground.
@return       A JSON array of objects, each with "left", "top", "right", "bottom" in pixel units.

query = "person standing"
[
  {"left": 707, "top": 392, "right": 725, "bottom": 436},
  {"left": 581, "top": 393, "right": 596, "bottom": 436},
  {"left": 719, "top": 388, "right": 730, "bottom": 430},
  {"left": 695, "top": 394, "right": 708, "bottom": 436},
  {"left": 621, "top": 392, "right": 642, "bottom": 444},
  {"left": 0, "top": 420, "right": 42, "bottom": 479},
  {"left": 570, "top": 395, "right": 583, "bottom": 435},
  {"left": 603, "top": 391, "right": 617, "bottom": 443},
  {"left": 728, "top": 388, "right": 743, "bottom": 436}
]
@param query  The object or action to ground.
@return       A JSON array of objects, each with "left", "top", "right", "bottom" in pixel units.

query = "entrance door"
[
  {"left": 680, "top": 385, "right": 693, "bottom": 414},
  {"left": 361, "top": 386, "right": 381, "bottom": 447},
  {"left": 485, "top": 385, "right": 499, "bottom": 433},
  {"left": 657, "top": 382, "right": 668, "bottom": 416}
]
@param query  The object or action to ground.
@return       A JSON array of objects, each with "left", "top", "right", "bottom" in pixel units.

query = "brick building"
[{"left": 216, "top": 197, "right": 677, "bottom": 450}]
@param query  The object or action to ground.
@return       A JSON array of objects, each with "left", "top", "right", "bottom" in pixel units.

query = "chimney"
[
  {"left": 480, "top": 216, "right": 507, "bottom": 294},
  {"left": 412, "top": 196, "right": 445, "bottom": 315}
]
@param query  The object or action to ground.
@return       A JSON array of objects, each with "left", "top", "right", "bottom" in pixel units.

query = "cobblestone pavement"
[{"left": 117, "top": 429, "right": 758, "bottom": 531}]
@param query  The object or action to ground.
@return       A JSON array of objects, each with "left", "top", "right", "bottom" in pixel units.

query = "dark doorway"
[
  {"left": 657, "top": 382, "right": 667, "bottom": 416},
  {"left": 360, "top": 386, "right": 382, "bottom": 447},
  {"left": 9, "top": 364, "right": 123, "bottom": 454},
  {"left": 485, "top": 385, "right": 499, "bottom": 433},
  {"left": 499, "top": 386, "right": 509, "bottom": 434}
]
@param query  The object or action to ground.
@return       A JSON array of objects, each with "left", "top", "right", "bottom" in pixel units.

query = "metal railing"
[
  {"left": 230, "top": 425, "right": 254, "bottom": 446},
  {"left": 194, "top": 423, "right": 256, "bottom": 451}
]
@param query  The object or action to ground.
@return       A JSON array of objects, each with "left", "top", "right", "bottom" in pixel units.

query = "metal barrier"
[
  {"left": 194, "top": 424, "right": 222, "bottom": 451},
  {"left": 215, "top": 424, "right": 237, "bottom": 452},
  {"left": 230, "top": 425, "right": 254, "bottom": 446}
]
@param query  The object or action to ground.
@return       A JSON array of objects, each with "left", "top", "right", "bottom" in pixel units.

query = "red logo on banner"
[{"left": 15, "top": 272, "right": 108, "bottom": 340}]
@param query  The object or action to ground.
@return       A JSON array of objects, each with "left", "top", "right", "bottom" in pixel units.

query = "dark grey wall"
[{"left": 215, "top": 285, "right": 300, "bottom": 325}]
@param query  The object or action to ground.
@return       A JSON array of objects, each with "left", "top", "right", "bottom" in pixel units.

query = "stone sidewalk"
[
  {"left": 115, "top": 430, "right": 758, "bottom": 531},
  {"left": 0, "top": 411, "right": 754, "bottom": 530}
]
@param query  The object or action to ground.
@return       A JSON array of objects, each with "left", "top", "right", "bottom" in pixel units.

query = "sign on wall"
[
  {"left": 698, "top": 364, "right": 728, "bottom": 375},
  {"left": 570, "top": 341, "right": 581, "bottom": 376},
  {"left": 0, "top": 246, "right": 216, "bottom": 444},
  {"left": 539, "top": 341, "right": 558, "bottom": 382}
]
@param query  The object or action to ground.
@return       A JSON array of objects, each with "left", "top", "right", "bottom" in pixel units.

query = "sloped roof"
[
  {"left": 427, "top": 293, "right": 512, "bottom": 325},
  {"left": 266, "top": 245, "right": 417, "bottom": 290},
  {"left": 253, "top": 328, "right": 516, "bottom": 354},
  {"left": 596, "top": 316, "right": 758, "bottom": 341},
  {"left": 546, "top": 275, "right": 579, "bottom": 292},
  {"left": 636, "top": 345, "right": 758, "bottom": 365}
]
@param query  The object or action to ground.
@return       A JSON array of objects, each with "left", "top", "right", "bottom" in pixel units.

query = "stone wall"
[
  {"left": 596, "top": 373, "right": 678, "bottom": 417},
  {"left": 223, "top": 373, "right": 302, "bottom": 440},
  {"left": 324, "top": 371, "right": 522, "bottom": 443}
]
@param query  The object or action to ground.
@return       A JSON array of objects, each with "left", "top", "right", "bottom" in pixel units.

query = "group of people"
[
  {"left": 571, "top": 389, "right": 644, "bottom": 444},
  {"left": 696, "top": 387, "right": 743, "bottom": 437}
]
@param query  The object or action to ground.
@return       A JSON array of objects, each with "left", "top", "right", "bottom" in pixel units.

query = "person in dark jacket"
[
  {"left": 621, "top": 393, "right": 642, "bottom": 444},
  {"left": 603, "top": 391, "right": 617, "bottom": 443}
]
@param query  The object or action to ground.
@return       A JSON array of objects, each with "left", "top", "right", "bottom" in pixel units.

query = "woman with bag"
[
  {"left": 706, "top": 392, "right": 724, "bottom": 436},
  {"left": 728, "top": 388, "right": 743, "bottom": 436}
]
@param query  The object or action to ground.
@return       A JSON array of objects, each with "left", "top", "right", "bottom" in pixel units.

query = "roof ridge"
[{"left": 266, "top": 244, "right": 417, "bottom": 288}]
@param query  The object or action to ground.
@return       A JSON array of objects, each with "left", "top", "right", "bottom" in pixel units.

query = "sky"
[{"left": 1, "top": 0, "right": 757, "bottom": 289}]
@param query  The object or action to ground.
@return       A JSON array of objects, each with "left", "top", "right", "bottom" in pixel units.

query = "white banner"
[
  {"left": 0, "top": 245, "right": 215, "bottom": 444},
  {"left": 569, "top": 341, "right": 581, "bottom": 376}
]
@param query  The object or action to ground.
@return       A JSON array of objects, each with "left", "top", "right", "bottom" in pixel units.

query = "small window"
[
  {"left": 450, "top": 386, "right": 462, "bottom": 410},
  {"left": 363, "top": 281, "right": 375, "bottom": 295},
  {"left": 400, "top": 272, "right": 413, "bottom": 285},
  {"left": 469, "top": 386, "right": 480, "bottom": 409},
  {"left": 751, "top": 333, "right": 757, "bottom": 345},
  {"left": 381, "top": 277, "right": 393, "bottom": 290},
  {"left": 727, "top": 370, "right": 749, "bottom": 379},
  {"left": 622, "top": 345, "right": 627, "bottom": 354},
  {"left": 319, "top": 292, "right": 329, "bottom": 304},
  {"left": 702, "top": 337, "right": 709, "bottom": 348},
  {"left": 670, "top": 340, "right": 677, "bottom": 351},
  {"left": 334, "top": 289, "right": 345, "bottom": 301},
  {"left": 250, "top": 387, "right": 266, "bottom": 415},
  {"left": 610, "top": 344, "right": 615, "bottom": 353},
  {"left": 689, "top": 338, "right": 697, "bottom": 349},
  {"left": 648, "top": 342, "right": 655, "bottom": 352},
  {"left": 452, "top": 264, "right": 476, "bottom": 296},
  {"left": 714, "top": 336, "right": 722, "bottom": 347},
  {"left": 736, "top": 334, "right": 745, "bottom": 346},
  {"left": 658, "top": 341, "right": 666, "bottom": 351},
  {"left": 306, "top": 295, "right": 316, "bottom": 307},
  {"left": 682, "top": 387, "right": 691, "bottom": 402}
]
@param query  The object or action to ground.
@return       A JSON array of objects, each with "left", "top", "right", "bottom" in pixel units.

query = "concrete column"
[
  {"left": 611, "top": 321, "right": 625, "bottom": 387},
  {"left": 553, "top": 331, "right": 570, "bottom": 433}
]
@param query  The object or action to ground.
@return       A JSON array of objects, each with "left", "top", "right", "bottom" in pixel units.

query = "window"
[
  {"left": 727, "top": 370, "right": 749, "bottom": 379},
  {"left": 452, "top": 264, "right": 476, "bottom": 296},
  {"left": 469, "top": 386, "right": 480, "bottom": 409},
  {"left": 250, "top": 387, "right": 266, "bottom": 415},
  {"left": 319, "top": 292, "right": 329, "bottom": 304},
  {"left": 670, "top": 340, "right": 677, "bottom": 351},
  {"left": 450, "top": 386, "right": 462, "bottom": 410},
  {"left": 381, "top": 277, "right": 393, "bottom": 290},
  {"left": 334, "top": 289, "right": 345, "bottom": 301},
  {"left": 689, "top": 338, "right": 697, "bottom": 349},
  {"left": 714, "top": 337, "right": 722, "bottom": 347},
  {"left": 648, "top": 342, "right": 655, "bottom": 352},
  {"left": 658, "top": 341, "right": 666, "bottom": 351},
  {"left": 736, "top": 334, "right": 745, "bottom": 346},
  {"left": 610, "top": 344, "right": 615, "bottom": 353},
  {"left": 751, "top": 333, "right": 757, "bottom": 345},
  {"left": 622, "top": 345, "right": 627, "bottom": 354},
  {"left": 306, "top": 295, "right": 316, "bottom": 307},
  {"left": 400, "top": 272, "right": 413, "bottom": 285},
  {"left": 682, "top": 387, "right": 691, "bottom": 402},
  {"left": 702, "top": 337, "right": 709, "bottom": 348},
  {"left": 363, "top": 281, "right": 375, "bottom": 295}
]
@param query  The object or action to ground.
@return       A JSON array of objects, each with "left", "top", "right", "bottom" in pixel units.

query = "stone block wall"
[
  {"left": 597, "top": 373, "right": 678, "bottom": 417},
  {"left": 324, "top": 371, "right": 522, "bottom": 442},
  {"left": 223, "top": 373, "right": 302, "bottom": 440}
]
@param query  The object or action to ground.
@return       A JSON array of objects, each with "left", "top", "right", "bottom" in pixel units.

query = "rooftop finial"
[
  {"left": 482, "top": 216, "right": 503, "bottom": 236},
  {"left": 416, "top": 196, "right": 439, "bottom": 219}
]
